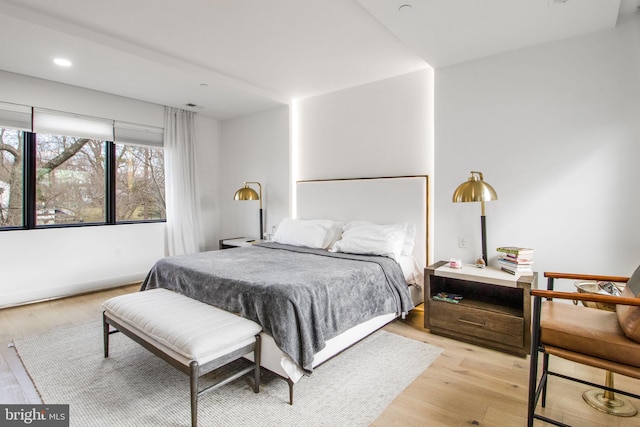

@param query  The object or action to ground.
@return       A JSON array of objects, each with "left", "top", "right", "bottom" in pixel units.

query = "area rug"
[{"left": 13, "top": 321, "right": 442, "bottom": 426}]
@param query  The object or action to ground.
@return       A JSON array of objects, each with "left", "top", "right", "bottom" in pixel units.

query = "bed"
[{"left": 141, "top": 176, "right": 429, "bottom": 400}]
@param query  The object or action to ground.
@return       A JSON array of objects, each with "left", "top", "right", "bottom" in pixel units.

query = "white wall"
[
  {"left": 296, "top": 69, "right": 435, "bottom": 262},
  {"left": 0, "top": 71, "right": 220, "bottom": 306},
  {"left": 218, "top": 70, "right": 435, "bottom": 251},
  {"left": 0, "top": 223, "right": 165, "bottom": 307},
  {"left": 220, "top": 106, "right": 290, "bottom": 240},
  {"left": 296, "top": 69, "right": 434, "bottom": 181},
  {"left": 435, "top": 12, "right": 640, "bottom": 289}
]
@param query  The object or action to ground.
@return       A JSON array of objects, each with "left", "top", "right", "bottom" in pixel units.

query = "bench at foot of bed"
[{"left": 102, "top": 288, "right": 262, "bottom": 427}]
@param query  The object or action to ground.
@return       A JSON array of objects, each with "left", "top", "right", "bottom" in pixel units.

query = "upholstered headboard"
[{"left": 295, "top": 176, "right": 429, "bottom": 269}]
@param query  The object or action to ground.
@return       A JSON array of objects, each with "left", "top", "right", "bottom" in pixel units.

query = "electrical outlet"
[{"left": 458, "top": 237, "right": 468, "bottom": 248}]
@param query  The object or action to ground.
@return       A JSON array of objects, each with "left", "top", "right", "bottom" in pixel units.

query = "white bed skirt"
[{"left": 246, "top": 312, "right": 397, "bottom": 383}]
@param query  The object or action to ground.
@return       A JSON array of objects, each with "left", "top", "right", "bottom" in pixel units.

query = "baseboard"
[{"left": 0, "top": 274, "right": 145, "bottom": 309}]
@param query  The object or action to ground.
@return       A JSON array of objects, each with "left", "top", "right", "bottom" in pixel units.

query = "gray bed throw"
[{"left": 141, "top": 243, "right": 414, "bottom": 374}]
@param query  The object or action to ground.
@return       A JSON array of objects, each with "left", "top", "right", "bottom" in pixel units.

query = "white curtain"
[{"left": 164, "top": 107, "right": 203, "bottom": 256}]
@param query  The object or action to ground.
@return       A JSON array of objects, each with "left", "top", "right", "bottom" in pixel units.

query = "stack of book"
[
  {"left": 497, "top": 246, "right": 534, "bottom": 275},
  {"left": 433, "top": 292, "right": 463, "bottom": 304}
]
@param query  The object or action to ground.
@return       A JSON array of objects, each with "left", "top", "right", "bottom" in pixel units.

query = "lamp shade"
[
  {"left": 234, "top": 186, "right": 260, "bottom": 201},
  {"left": 452, "top": 172, "right": 497, "bottom": 203}
]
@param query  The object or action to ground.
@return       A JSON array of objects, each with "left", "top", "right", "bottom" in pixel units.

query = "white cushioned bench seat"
[
  {"left": 102, "top": 288, "right": 262, "bottom": 427},
  {"left": 103, "top": 288, "right": 262, "bottom": 366}
]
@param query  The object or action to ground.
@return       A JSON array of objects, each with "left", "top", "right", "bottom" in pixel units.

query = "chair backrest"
[
  {"left": 627, "top": 264, "right": 640, "bottom": 296},
  {"left": 617, "top": 264, "right": 640, "bottom": 342}
]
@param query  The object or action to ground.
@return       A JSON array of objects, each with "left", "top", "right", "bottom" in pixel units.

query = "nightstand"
[
  {"left": 219, "top": 237, "right": 265, "bottom": 249},
  {"left": 424, "top": 260, "right": 537, "bottom": 357}
]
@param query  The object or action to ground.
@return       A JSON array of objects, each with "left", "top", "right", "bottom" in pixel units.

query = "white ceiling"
[
  {"left": 359, "top": 0, "right": 624, "bottom": 68},
  {"left": 0, "top": 0, "right": 635, "bottom": 120}
]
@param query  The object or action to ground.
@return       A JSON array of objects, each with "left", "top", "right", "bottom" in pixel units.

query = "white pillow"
[
  {"left": 402, "top": 223, "right": 416, "bottom": 256},
  {"left": 323, "top": 221, "right": 344, "bottom": 248},
  {"left": 332, "top": 221, "right": 406, "bottom": 261},
  {"left": 340, "top": 221, "right": 416, "bottom": 257},
  {"left": 398, "top": 254, "right": 423, "bottom": 287},
  {"left": 273, "top": 218, "right": 343, "bottom": 249}
]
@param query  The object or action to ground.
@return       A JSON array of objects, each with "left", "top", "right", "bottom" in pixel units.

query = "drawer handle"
[{"left": 458, "top": 318, "right": 485, "bottom": 327}]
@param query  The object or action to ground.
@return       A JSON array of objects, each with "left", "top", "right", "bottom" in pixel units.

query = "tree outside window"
[
  {"left": 35, "top": 134, "right": 106, "bottom": 225},
  {"left": 115, "top": 144, "right": 165, "bottom": 221},
  {"left": 0, "top": 127, "right": 23, "bottom": 227}
]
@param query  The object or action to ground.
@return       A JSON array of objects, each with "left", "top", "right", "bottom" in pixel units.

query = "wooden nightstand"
[
  {"left": 424, "top": 260, "right": 537, "bottom": 357},
  {"left": 218, "top": 237, "right": 265, "bottom": 249}
]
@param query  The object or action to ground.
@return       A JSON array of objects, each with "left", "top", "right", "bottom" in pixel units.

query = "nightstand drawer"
[{"left": 430, "top": 301, "right": 524, "bottom": 348}]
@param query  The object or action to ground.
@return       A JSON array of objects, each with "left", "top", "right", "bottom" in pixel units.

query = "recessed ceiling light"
[
  {"left": 199, "top": 83, "right": 209, "bottom": 88},
  {"left": 54, "top": 58, "right": 72, "bottom": 67},
  {"left": 398, "top": 4, "right": 413, "bottom": 12}
]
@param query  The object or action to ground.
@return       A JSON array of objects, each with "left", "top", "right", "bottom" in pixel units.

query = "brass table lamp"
[
  {"left": 234, "top": 181, "right": 263, "bottom": 239},
  {"left": 452, "top": 171, "right": 498, "bottom": 266}
]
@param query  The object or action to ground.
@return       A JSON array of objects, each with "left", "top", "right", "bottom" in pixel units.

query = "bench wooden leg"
[
  {"left": 190, "top": 361, "right": 199, "bottom": 427},
  {"left": 103, "top": 312, "right": 109, "bottom": 358},
  {"left": 254, "top": 334, "right": 261, "bottom": 393},
  {"left": 287, "top": 378, "right": 294, "bottom": 405}
]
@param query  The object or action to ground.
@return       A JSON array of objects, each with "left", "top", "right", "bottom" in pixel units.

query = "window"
[
  {"left": 35, "top": 134, "right": 106, "bottom": 225},
  {"left": 0, "top": 104, "right": 166, "bottom": 231},
  {"left": 0, "top": 127, "right": 24, "bottom": 227},
  {"left": 0, "top": 102, "right": 30, "bottom": 228},
  {"left": 115, "top": 144, "right": 165, "bottom": 221},
  {"left": 113, "top": 121, "right": 165, "bottom": 223}
]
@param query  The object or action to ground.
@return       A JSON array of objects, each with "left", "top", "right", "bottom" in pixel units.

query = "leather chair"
[{"left": 527, "top": 267, "right": 640, "bottom": 427}]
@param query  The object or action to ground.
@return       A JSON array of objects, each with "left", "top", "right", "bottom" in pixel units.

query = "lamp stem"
[
  {"left": 481, "top": 214, "right": 488, "bottom": 266},
  {"left": 259, "top": 208, "right": 263, "bottom": 240}
]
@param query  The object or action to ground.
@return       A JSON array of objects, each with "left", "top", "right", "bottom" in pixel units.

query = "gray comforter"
[{"left": 140, "top": 243, "right": 414, "bottom": 373}]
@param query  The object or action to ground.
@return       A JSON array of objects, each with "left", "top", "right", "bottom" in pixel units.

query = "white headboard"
[{"left": 296, "top": 176, "right": 429, "bottom": 269}]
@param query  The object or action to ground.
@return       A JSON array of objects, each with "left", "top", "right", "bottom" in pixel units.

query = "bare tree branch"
[
  {"left": 0, "top": 142, "right": 20, "bottom": 159},
  {"left": 41, "top": 138, "right": 90, "bottom": 172}
]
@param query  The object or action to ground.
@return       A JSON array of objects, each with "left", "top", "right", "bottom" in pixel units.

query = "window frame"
[{"left": 0, "top": 130, "right": 165, "bottom": 232}]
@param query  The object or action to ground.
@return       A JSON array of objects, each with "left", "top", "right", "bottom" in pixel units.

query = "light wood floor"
[{"left": 1, "top": 286, "right": 639, "bottom": 426}]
